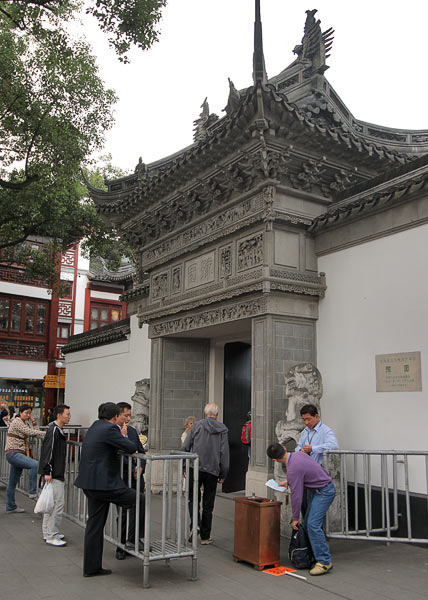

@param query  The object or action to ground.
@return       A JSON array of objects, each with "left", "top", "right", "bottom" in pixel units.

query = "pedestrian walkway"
[{"left": 0, "top": 485, "right": 426, "bottom": 600}]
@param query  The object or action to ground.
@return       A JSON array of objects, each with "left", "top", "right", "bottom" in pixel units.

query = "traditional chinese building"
[
  {"left": 85, "top": 4, "right": 428, "bottom": 497},
  {"left": 0, "top": 241, "right": 131, "bottom": 422}
]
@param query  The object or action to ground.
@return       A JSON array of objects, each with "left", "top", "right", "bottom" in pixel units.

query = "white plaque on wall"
[
  {"left": 184, "top": 251, "right": 215, "bottom": 290},
  {"left": 376, "top": 351, "right": 422, "bottom": 392}
]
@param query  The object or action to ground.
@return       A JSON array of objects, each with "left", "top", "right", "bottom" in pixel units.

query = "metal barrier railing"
[
  {"left": 324, "top": 450, "right": 428, "bottom": 544},
  {"left": 65, "top": 442, "right": 199, "bottom": 587},
  {"left": 0, "top": 428, "right": 199, "bottom": 587},
  {"left": 0, "top": 426, "right": 88, "bottom": 492}
]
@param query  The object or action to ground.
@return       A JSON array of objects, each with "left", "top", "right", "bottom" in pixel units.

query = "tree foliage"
[
  {"left": 0, "top": 0, "right": 166, "bottom": 62},
  {"left": 0, "top": 1, "right": 165, "bottom": 288}
]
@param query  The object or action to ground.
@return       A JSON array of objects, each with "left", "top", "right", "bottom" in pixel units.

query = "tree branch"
[{"left": 0, "top": 174, "right": 39, "bottom": 190}]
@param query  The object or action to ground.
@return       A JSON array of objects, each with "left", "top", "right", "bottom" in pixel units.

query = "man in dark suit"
[
  {"left": 115, "top": 401, "right": 146, "bottom": 560},
  {"left": 75, "top": 402, "right": 143, "bottom": 577}
]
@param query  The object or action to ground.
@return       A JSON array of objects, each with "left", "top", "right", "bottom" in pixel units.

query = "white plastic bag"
[{"left": 34, "top": 483, "right": 54, "bottom": 514}]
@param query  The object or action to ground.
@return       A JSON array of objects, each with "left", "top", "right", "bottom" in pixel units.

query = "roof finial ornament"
[
  {"left": 223, "top": 78, "right": 241, "bottom": 116},
  {"left": 293, "top": 9, "right": 334, "bottom": 74},
  {"left": 253, "top": 0, "right": 267, "bottom": 84},
  {"left": 193, "top": 98, "right": 219, "bottom": 142}
]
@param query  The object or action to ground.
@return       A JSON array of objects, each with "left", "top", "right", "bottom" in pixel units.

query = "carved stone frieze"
[
  {"left": 270, "top": 281, "right": 325, "bottom": 297},
  {"left": 275, "top": 211, "right": 313, "bottom": 227},
  {"left": 142, "top": 283, "right": 265, "bottom": 322},
  {"left": 150, "top": 297, "right": 267, "bottom": 336},
  {"left": 270, "top": 268, "right": 323, "bottom": 284},
  {"left": 226, "top": 268, "right": 263, "bottom": 287},
  {"left": 142, "top": 194, "right": 264, "bottom": 267},
  {"left": 237, "top": 233, "right": 263, "bottom": 271}
]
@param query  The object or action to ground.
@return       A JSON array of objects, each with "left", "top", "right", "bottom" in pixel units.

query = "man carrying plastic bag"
[{"left": 37, "top": 404, "right": 71, "bottom": 547}]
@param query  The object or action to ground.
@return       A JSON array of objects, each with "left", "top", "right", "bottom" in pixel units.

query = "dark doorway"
[{"left": 222, "top": 342, "right": 251, "bottom": 493}]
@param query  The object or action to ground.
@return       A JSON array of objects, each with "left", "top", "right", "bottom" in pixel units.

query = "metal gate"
[{"left": 324, "top": 450, "right": 428, "bottom": 544}]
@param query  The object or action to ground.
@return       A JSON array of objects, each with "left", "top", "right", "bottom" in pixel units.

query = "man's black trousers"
[
  {"left": 187, "top": 468, "right": 218, "bottom": 541},
  {"left": 82, "top": 487, "right": 144, "bottom": 575},
  {"left": 118, "top": 473, "right": 145, "bottom": 545}
]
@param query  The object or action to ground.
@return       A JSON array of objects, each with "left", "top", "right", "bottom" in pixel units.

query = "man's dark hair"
[
  {"left": 117, "top": 402, "right": 132, "bottom": 412},
  {"left": 266, "top": 443, "right": 286, "bottom": 460},
  {"left": 19, "top": 404, "right": 32, "bottom": 414},
  {"left": 98, "top": 402, "right": 120, "bottom": 420},
  {"left": 299, "top": 404, "right": 319, "bottom": 417},
  {"left": 55, "top": 404, "right": 70, "bottom": 417}
]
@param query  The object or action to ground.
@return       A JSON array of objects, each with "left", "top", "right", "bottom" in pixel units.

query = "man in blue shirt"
[{"left": 295, "top": 404, "right": 338, "bottom": 466}]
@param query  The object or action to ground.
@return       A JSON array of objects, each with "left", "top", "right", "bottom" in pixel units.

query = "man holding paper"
[{"left": 267, "top": 443, "right": 336, "bottom": 576}]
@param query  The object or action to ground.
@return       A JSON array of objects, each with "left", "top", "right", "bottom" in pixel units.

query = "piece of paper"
[
  {"left": 263, "top": 566, "right": 296, "bottom": 576},
  {"left": 265, "top": 478, "right": 287, "bottom": 492}
]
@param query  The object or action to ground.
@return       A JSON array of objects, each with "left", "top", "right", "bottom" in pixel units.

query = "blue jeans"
[
  {"left": 5, "top": 452, "right": 39, "bottom": 511},
  {"left": 304, "top": 481, "right": 336, "bottom": 565}
]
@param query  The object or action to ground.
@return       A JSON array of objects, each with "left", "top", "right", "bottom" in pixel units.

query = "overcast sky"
[{"left": 82, "top": 1, "right": 428, "bottom": 172}]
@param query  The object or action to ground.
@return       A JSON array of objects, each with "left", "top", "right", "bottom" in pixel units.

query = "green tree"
[
  {"left": 0, "top": 1, "right": 165, "bottom": 287},
  {"left": 0, "top": 0, "right": 167, "bottom": 62}
]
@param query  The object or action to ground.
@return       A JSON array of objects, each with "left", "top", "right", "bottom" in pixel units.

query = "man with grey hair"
[{"left": 181, "top": 402, "right": 229, "bottom": 545}]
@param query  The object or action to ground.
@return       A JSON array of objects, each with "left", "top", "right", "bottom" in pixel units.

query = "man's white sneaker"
[
  {"left": 6, "top": 507, "right": 25, "bottom": 513},
  {"left": 200, "top": 538, "right": 213, "bottom": 545},
  {"left": 44, "top": 534, "right": 65, "bottom": 541},
  {"left": 46, "top": 537, "right": 67, "bottom": 547}
]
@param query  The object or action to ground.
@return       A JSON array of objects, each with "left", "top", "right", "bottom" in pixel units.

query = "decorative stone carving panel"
[
  {"left": 171, "top": 266, "right": 182, "bottom": 294},
  {"left": 151, "top": 272, "right": 169, "bottom": 300},
  {"left": 219, "top": 245, "right": 232, "bottom": 278},
  {"left": 237, "top": 233, "right": 263, "bottom": 271}
]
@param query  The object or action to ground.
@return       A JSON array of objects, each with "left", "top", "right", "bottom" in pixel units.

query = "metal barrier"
[
  {"left": 0, "top": 426, "right": 88, "bottom": 492},
  {"left": 64, "top": 443, "right": 199, "bottom": 587},
  {"left": 0, "top": 428, "right": 199, "bottom": 588},
  {"left": 324, "top": 450, "right": 428, "bottom": 544}
]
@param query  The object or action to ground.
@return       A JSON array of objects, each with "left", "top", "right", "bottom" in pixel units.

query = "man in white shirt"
[{"left": 295, "top": 404, "right": 338, "bottom": 465}]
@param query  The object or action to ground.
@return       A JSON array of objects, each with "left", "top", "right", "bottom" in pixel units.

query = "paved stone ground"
[{"left": 0, "top": 485, "right": 427, "bottom": 600}]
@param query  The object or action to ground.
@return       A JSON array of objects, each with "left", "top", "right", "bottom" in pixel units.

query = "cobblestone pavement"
[{"left": 0, "top": 485, "right": 427, "bottom": 600}]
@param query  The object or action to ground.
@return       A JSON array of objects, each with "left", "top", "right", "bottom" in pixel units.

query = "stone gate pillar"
[
  {"left": 246, "top": 315, "right": 316, "bottom": 496},
  {"left": 149, "top": 337, "right": 209, "bottom": 450}
]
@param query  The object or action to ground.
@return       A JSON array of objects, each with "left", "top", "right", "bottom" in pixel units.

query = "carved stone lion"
[
  {"left": 130, "top": 378, "right": 150, "bottom": 435},
  {"left": 275, "top": 363, "right": 322, "bottom": 448}
]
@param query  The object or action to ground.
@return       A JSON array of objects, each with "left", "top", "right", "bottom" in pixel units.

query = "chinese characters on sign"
[
  {"left": 375, "top": 352, "right": 422, "bottom": 392},
  {"left": 184, "top": 252, "right": 215, "bottom": 290}
]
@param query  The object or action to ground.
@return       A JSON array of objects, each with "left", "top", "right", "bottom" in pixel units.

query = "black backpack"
[{"left": 288, "top": 524, "right": 314, "bottom": 569}]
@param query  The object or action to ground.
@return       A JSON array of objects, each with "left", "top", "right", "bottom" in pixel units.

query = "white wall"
[
  {"left": 0, "top": 359, "right": 47, "bottom": 379},
  {"left": 317, "top": 223, "right": 428, "bottom": 492},
  {"left": 0, "top": 282, "right": 50, "bottom": 300},
  {"left": 64, "top": 316, "right": 151, "bottom": 426}
]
